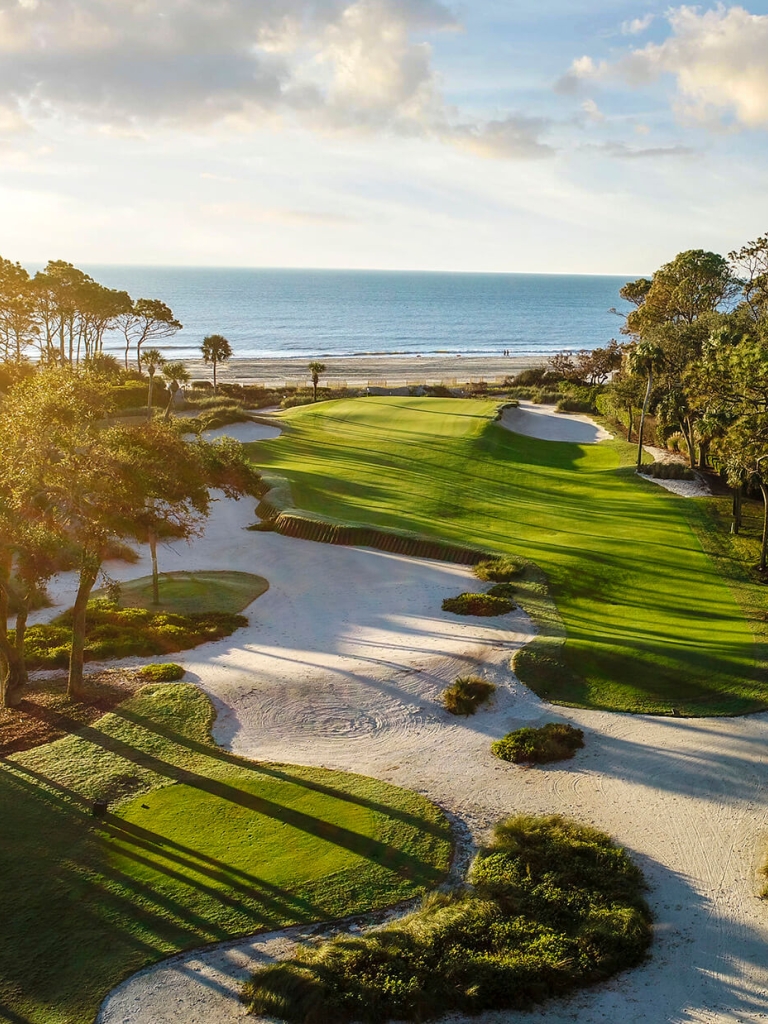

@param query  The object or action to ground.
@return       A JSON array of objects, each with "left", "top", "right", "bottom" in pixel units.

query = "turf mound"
[
  {"left": 242, "top": 814, "right": 652, "bottom": 1022},
  {"left": 492, "top": 722, "right": 585, "bottom": 764}
]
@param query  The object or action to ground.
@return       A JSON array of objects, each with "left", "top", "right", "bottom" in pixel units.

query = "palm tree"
[
  {"left": 309, "top": 361, "right": 326, "bottom": 403},
  {"left": 201, "top": 334, "right": 233, "bottom": 393},
  {"left": 161, "top": 361, "right": 190, "bottom": 419},
  {"left": 629, "top": 340, "right": 664, "bottom": 470},
  {"left": 140, "top": 348, "right": 165, "bottom": 422}
]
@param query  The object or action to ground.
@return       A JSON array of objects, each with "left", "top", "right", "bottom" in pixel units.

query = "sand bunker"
[{"left": 500, "top": 400, "right": 611, "bottom": 444}]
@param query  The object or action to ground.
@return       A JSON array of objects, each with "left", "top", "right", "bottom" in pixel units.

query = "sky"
[{"left": 1, "top": 0, "right": 768, "bottom": 274}]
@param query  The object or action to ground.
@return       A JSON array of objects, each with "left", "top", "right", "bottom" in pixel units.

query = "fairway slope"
[{"left": 247, "top": 397, "right": 765, "bottom": 716}]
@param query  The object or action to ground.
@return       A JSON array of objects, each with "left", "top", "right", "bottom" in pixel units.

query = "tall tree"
[
  {"left": 308, "top": 361, "right": 326, "bottom": 402},
  {"left": 0, "top": 258, "right": 37, "bottom": 362},
  {"left": 629, "top": 340, "right": 664, "bottom": 469},
  {"left": 201, "top": 334, "right": 233, "bottom": 393},
  {"left": 161, "top": 361, "right": 190, "bottom": 419},
  {"left": 119, "top": 298, "right": 182, "bottom": 372},
  {"left": 140, "top": 348, "right": 165, "bottom": 421}
]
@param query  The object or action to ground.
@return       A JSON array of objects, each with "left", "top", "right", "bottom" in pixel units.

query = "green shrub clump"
[
  {"left": 442, "top": 676, "right": 496, "bottom": 716},
  {"left": 473, "top": 556, "right": 524, "bottom": 582},
  {"left": 242, "top": 814, "right": 651, "bottom": 1023},
  {"left": 139, "top": 662, "right": 186, "bottom": 682},
  {"left": 17, "top": 599, "right": 247, "bottom": 669},
  {"left": 442, "top": 592, "right": 515, "bottom": 616},
  {"left": 638, "top": 461, "right": 695, "bottom": 481},
  {"left": 492, "top": 722, "right": 585, "bottom": 764}
]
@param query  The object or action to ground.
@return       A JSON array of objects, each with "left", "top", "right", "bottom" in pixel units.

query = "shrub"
[
  {"left": 492, "top": 722, "right": 585, "bottom": 764},
  {"left": 17, "top": 602, "right": 247, "bottom": 669},
  {"left": 442, "top": 592, "right": 515, "bottom": 616},
  {"left": 442, "top": 675, "right": 496, "bottom": 716},
  {"left": 139, "top": 663, "right": 185, "bottom": 682},
  {"left": 474, "top": 556, "right": 524, "bottom": 582},
  {"left": 242, "top": 814, "right": 651, "bottom": 1023},
  {"left": 556, "top": 396, "right": 594, "bottom": 413},
  {"left": 638, "top": 461, "right": 695, "bottom": 481},
  {"left": 487, "top": 582, "right": 515, "bottom": 599}
]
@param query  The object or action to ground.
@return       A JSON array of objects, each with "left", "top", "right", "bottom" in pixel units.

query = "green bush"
[
  {"left": 488, "top": 582, "right": 516, "bottom": 599},
  {"left": 16, "top": 601, "right": 247, "bottom": 669},
  {"left": 442, "top": 676, "right": 496, "bottom": 715},
  {"left": 109, "top": 382, "right": 166, "bottom": 410},
  {"left": 556, "top": 396, "right": 594, "bottom": 413},
  {"left": 242, "top": 814, "right": 651, "bottom": 1023},
  {"left": 442, "top": 592, "right": 515, "bottom": 616},
  {"left": 138, "top": 662, "right": 186, "bottom": 682},
  {"left": 492, "top": 722, "right": 585, "bottom": 764},
  {"left": 474, "top": 556, "right": 524, "bottom": 582},
  {"left": 638, "top": 461, "right": 695, "bottom": 481}
]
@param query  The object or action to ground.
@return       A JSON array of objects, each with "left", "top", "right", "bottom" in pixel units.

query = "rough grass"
[
  {"left": 473, "top": 555, "right": 524, "bottom": 582},
  {"left": 442, "top": 676, "right": 496, "bottom": 716},
  {"left": 0, "top": 684, "right": 451, "bottom": 1024},
  {"left": 442, "top": 593, "right": 515, "bottom": 616},
  {"left": 95, "top": 570, "right": 269, "bottom": 615},
  {"left": 242, "top": 814, "right": 651, "bottom": 1023},
  {"left": 138, "top": 662, "right": 185, "bottom": 682},
  {"left": 17, "top": 599, "right": 247, "bottom": 669},
  {"left": 492, "top": 722, "right": 585, "bottom": 764},
  {"left": 246, "top": 398, "right": 765, "bottom": 716}
]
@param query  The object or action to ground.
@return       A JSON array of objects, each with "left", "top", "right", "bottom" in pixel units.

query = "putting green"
[
  {"left": 1, "top": 684, "right": 450, "bottom": 1024},
  {"left": 94, "top": 569, "right": 268, "bottom": 614},
  {"left": 247, "top": 397, "right": 765, "bottom": 715}
]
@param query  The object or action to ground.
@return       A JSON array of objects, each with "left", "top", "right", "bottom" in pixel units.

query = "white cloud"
[
  {"left": 0, "top": 0, "right": 552, "bottom": 159},
  {"left": 581, "top": 98, "right": 605, "bottom": 122},
  {"left": 564, "top": 4, "right": 768, "bottom": 129},
  {"left": 621, "top": 13, "right": 655, "bottom": 36}
]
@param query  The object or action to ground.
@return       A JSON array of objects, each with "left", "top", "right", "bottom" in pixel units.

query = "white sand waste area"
[
  {"left": 35, "top": 415, "right": 763, "bottom": 1024},
  {"left": 500, "top": 400, "right": 611, "bottom": 444}
]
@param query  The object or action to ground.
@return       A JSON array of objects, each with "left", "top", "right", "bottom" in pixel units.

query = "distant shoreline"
[{"left": 182, "top": 354, "right": 548, "bottom": 388}]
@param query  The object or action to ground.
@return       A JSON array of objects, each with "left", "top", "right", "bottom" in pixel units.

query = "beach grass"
[
  {"left": 94, "top": 569, "right": 269, "bottom": 615},
  {"left": 0, "top": 684, "right": 451, "bottom": 1024},
  {"left": 246, "top": 397, "right": 765, "bottom": 716}
]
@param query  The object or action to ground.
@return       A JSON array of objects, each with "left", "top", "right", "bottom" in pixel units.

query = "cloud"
[
  {"left": 581, "top": 98, "right": 605, "bottom": 122},
  {"left": 448, "top": 115, "right": 554, "bottom": 159},
  {"left": 563, "top": 4, "right": 768, "bottom": 129},
  {"left": 584, "top": 141, "right": 695, "bottom": 159},
  {"left": 0, "top": 0, "right": 552, "bottom": 159},
  {"left": 621, "top": 13, "right": 654, "bottom": 36}
]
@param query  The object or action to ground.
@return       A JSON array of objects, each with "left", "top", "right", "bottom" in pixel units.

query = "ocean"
[{"left": 82, "top": 267, "right": 636, "bottom": 362}]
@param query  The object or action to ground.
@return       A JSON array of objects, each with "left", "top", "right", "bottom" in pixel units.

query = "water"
[{"left": 81, "top": 266, "right": 636, "bottom": 361}]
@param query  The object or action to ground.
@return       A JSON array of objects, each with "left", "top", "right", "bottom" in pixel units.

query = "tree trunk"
[
  {"left": 636, "top": 370, "right": 653, "bottom": 470},
  {"left": 149, "top": 531, "right": 160, "bottom": 605},
  {"left": 683, "top": 418, "right": 696, "bottom": 468},
  {"left": 124, "top": 338, "right": 131, "bottom": 371},
  {"left": 68, "top": 557, "right": 100, "bottom": 700},
  {"left": 731, "top": 486, "right": 742, "bottom": 535},
  {"left": 761, "top": 482, "right": 768, "bottom": 572},
  {"left": 213, "top": 360, "right": 218, "bottom": 394},
  {"left": 147, "top": 373, "right": 154, "bottom": 422},
  {"left": 626, "top": 406, "right": 633, "bottom": 443},
  {"left": 697, "top": 439, "right": 709, "bottom": 470},
  {"left": 312, "top": 379, "right": 318, "bottom": 402},
  {"left": 164, "top": 386, "right": 176, "bottom": 420},
  {"left": 14, "top": 601, "right": 28, "bottom": 684}
]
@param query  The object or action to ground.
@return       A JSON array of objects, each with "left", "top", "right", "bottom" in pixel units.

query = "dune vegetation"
[
  {"left": 0, "top": 684, "right": 451, "bottom": 1024},
  {"left": 242, "top": 814, "right": 651, "bottom": 1023},
  {"left": 247, "top": 397, "right": 764, "bottom": 716}
]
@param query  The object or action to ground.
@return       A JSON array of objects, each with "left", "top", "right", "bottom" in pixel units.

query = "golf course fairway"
[{"left": 247, "top": 397, "right": 766, "bottom": 716}]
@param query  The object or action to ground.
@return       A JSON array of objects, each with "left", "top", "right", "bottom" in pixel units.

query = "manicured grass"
[
  {"left": 248, "top": 398, "right": 766, "bottom": 715},
  {"left": 0, "top": 684, "right": 451, "bottom": 1024},
  {"left": 242, "top": 814, "right": 651, "bottom": 1022},
  {"left": 96, "top": 569, "right": 269, "bottom": 614}
]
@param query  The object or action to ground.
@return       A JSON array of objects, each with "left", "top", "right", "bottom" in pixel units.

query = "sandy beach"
[{"left": 182, "top": 354, "right": 547, "bottom": 388}]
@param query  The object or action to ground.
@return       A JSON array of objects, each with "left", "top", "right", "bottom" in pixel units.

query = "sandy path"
[{"left": 75, "top": 413, "right": 768, "bottom": 1024}]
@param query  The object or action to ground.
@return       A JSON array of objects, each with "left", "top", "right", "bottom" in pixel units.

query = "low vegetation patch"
[
  {"left": 473, "top": 555, "right": 524, "bottom": 582},
  {"left": 442, "top": 592, "right": 515, "bottom": 616},
  {"left": 492, "top": 722, "right": 585, "bottom": 764},
  {"left": 16, "top": 599, "right": 247, "bottom": 669},
  {"left": 138, "top": 662, "right": 185, "bottom": 682},
  {"left": 442, "top": 676, "right": 496, "bottom": 716},
  {"left": 242, "top": 814, "right": 651, "bottom": 1023},
  {"left": 638, "top": 461, "right": 695, "bottom": 481},
  {"left": 2, "top": 684, "right": 451, "bottom": 1023}
]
